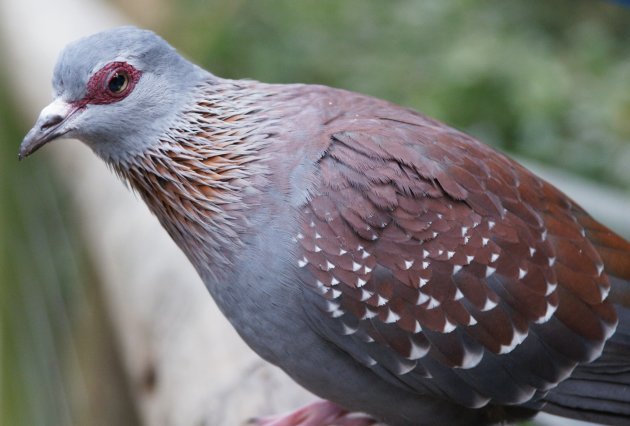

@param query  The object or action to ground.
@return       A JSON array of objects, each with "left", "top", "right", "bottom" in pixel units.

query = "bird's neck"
[{"left": 113, "top": 80, "right": 284, "bottom": 281}]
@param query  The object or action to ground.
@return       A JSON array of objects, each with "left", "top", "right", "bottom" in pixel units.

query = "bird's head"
[{"left": 19, "top": 26, "right": 206, "bottom": 164}]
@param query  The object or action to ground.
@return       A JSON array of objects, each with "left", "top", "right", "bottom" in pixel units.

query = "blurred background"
[{"left": 1, "top": 0, "right": 630, "bottom": 425}]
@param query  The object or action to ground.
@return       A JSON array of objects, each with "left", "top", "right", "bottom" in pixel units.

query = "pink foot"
[{"left": 248, "top": 400, "right": 380, "bottom": 426}]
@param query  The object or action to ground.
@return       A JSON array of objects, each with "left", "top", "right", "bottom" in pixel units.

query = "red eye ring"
[{"left": 81, "top": 61, "right": 142, "bottom": 106}]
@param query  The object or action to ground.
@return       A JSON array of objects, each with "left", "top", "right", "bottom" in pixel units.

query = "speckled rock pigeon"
[{"left": 20, "top": 27, "right": 630, "bottom": 426}]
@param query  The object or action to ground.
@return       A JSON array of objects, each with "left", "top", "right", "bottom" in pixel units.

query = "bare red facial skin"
[{"left": 73, "top": 62, "right": 142, "bottom": 109}]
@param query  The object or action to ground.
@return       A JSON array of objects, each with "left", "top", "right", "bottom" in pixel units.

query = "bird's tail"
[
  {"left": 542, "top": 211, "right": 630, "bottom": 425},
  {"left": 542, "top": 304, "right": 630, "bottom": 426}
]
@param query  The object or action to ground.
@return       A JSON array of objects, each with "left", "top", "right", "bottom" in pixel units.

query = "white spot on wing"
[
  {"left": 443, "top": 319, "right": 456, "bottom": 333},
  {"left": 488, "top": 221, "right": 496, "bottom": 230},
  {"left": 384, "top": 309, "right": 401, "bottom": 323},
  {"left": 481, "top": 298, "right": 498, "bottom": 311},
  {"left": 325, "top": 261, "right": 335, "bottom": 271},
  {"left": 331, "top": 310, "right": 344, "bottom": 318},
  {"left": 460, "top": 347, "right": 483, "bottom": 369},
  {"left": 395, "top": 359, "right": 417, "bottom": 375},
  {"left": 364, "top": 265, "right": 373, "bottom": 274},
  {"left": 364, "top": 355, "right": 377, "bottom": 367},
  {"left": 447, "top": 251, "right": 455, "bottom": 259},
  {"left": 427, "top": 297, "right": 440, "bottom": 309},
  {"left": 419, "top": 277, "right": 428, "bottom": 287},
  {"left": 362, "top": 308, "right": 378, "bottom": 319},
  {"left": 376, "top": 295, "right": 388, "bottom": 306},
  {"left": 490, "top": 253, "right": 500, "bottom": 263},
  {"left": 499, "top": 328, "right": 528, "bottom": 354},
  {"left": 330, "top": 277, "right": 340, "bottom": 285},
  {"left": 422, "top": 261, "right": 430, "bottom": 269},
  {"left": 352, "top": 262, "right": 362, "bottom": 272},
  {"left": 406, "top": 339, "right": 429, "bottom": 360},
  {"left": 325, "top": 301, "right": 340, "bottom": 312},
  {"left": 314, "top": 245, "right": 322, "bottom": 252},
  {"left": 485, "top": 266, "right": 496, "bottom": 278},
  {"left": 341, "top": 324, "right": 357, "bottom": 335},
  {"left": 331, "top": 289, "right": 342, "bottom": 298},
  {"left": 535, "top": 301, "right": 558, "bottom": 324},
  {"left": 339, "top": 248, "right": 347, "bottom": 255},
  {"left": 404, "top": 260, "right": 414, "bottom": 270},
  {"left": 298, "top": 257, "right": 308, "bottom": 267},
  {"left": 461, "top": 227, "right": 469, "bottom": 237},
  {"left": 360, "top": 289, "right": 374, "bottom": 301},
  {"left": 518, "top": 268, "right": 528, "bottom": 279},
  {"left": 417, "top": 292, "right": 430, "bottom": 305},
  {"left": 602, "top": 314, "right": 617, "bottom": 339},
  {"left": 529, "top": 247, "right": 536, "bottom": 257},
  {"left": 414, "top": 321, "right": 422, "bottom": 333},
  {"left": 482, "top": 237, "right": 489, "bottom": 246},
  {"left": 466, "top": 255, "right": 474, "bottom": 263},
  {"left": 600, "top": 283, "right": 611, "bottom": 301},
  {"left": 499, "top": 341, "right": 516, "bottom": 354},
  {"left": 361, "top": 251, "right": 370, "bottom": 259},
  {"left": 468, "top": 315, "right": 478, "bottom": 326},
  {"left": 423, "top": 249, "right": 430, "bottom": 258},
  {"left": 357, "top": 277, "right": 367, "bottom": 287},
  {"left": 297, "top": 233, "right": 304, "bottom": 240},
  {"left": 597, "top": 263, "right": 604, "bottom": 276},
  {"left": 548, "top": 257, "right": 556, "bottom": 267},
  {"left": 545, "top": 281, "right": 557, "bottom": 296},
  {"left": 453, "top": 265, "right": 462, "bottom": 274},
  {"left": 454, "top": 288, "right": 464, "bottom": 300},
  {"left": 315, "top": 232, "right": 322, "bottom": 239},
  {"left": 362, "top": 334, "right": 375, "bottom": 343}
]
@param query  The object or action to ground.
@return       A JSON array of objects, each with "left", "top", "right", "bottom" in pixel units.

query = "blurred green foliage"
[
  {"left": 0, "top": 73, "right": 137, "bottom": 425},
  {"left": 151, "top": 0, "right": 630, "bottom": 189},
  {"left": 0, "top": 75, "right": 78, "bottom": 425}
]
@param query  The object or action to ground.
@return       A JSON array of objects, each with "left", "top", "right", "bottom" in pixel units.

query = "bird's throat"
[{"left": 113, "top": 81, "right": 278, "bottom": 279}]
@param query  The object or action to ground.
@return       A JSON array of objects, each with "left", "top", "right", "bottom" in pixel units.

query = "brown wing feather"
[{"left": 294, "top": 100, "right": 619, "bottom": 408}]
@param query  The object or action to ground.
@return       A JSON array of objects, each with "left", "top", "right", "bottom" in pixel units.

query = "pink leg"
[{"left": 248, "top": 399, "right": 380, "bottom": 426}]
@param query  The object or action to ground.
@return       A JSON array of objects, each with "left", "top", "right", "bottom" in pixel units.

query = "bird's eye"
[
  {"left": 107, "top": 70, "right": 130, "bottom": 94},
  {"left": 85, "top": 62, "right": 140, "bottom": 105}
]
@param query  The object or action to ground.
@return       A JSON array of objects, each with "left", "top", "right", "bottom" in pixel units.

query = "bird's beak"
[{"left": 18, "top": 99, "right": 78, "bottom": 160}]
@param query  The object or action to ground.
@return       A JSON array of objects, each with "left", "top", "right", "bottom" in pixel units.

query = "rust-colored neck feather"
[{"left": 113, "top": 80, "right": 283, "bottom": 279}]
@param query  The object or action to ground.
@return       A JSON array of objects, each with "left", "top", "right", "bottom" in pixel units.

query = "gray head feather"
[{"left": 52, "top": 26, "right": 211, "bottom": 164}]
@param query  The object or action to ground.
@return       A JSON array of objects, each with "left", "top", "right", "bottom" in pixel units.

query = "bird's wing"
[{"left": 294, "top": 108, "right": 618, "bottom": 408}]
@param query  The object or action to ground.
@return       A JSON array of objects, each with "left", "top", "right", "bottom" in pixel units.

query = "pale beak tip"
[
  {"left": 18, "top": 99, "right": 75, "bottom": 161},
  {"left": 18, "top": 146, "right": 28, "bottom": 161}
]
